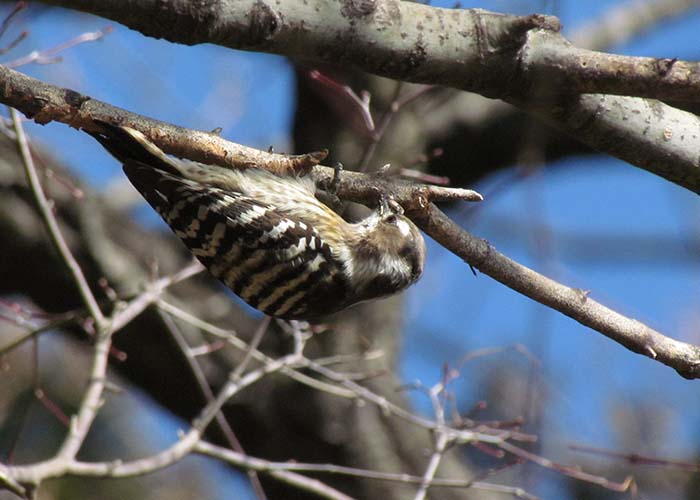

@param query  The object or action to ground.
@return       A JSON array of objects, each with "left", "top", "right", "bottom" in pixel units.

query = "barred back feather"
[{"left": 88, "top": 122, "right": 425, "bottom": 319}]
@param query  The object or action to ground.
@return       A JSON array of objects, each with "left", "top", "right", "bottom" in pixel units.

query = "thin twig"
[
  {"left": 158, "top": 303, "right": 526, "bottom": 445},
  {"left": 570, "top": 443, "right": 700, "bottom": 472},
  {"left": 356, "top": 82, "right": 436, "bottom": 173},
  {"left": 499, "top": 441, "right": 634, "bottom": 492},
  {"left": 157, "top": 300, "right": 357, "bottom": 399},
  {"left": 6, "top": 351, "right": 306, "bottom": 487},
  {"left": 0, "top": 2, "right": 26, "bottom": 40},
  {"left": 109, "top": 260, "right": 204, "bottom": 333},
  {"left": 5, "top": 27, "right": 112, "bottom": 68},
  {"left": 54, "top": 331, "right": 112, "bottom": 460},
  {"left": 0, "top": 464, "right": 25, "bottom": 497},
  {"left": 414, "top": 375, "right": 452, "bottom": 500},
  {"left": 231, "top": 316, "right": 271, "bottom": 380},
  {"left": 0, "top": 311, "right": 79, "bottom": 354},
  {"left": 11, "top": 106, "right": 114, "bottom": 462},
  {"left": 195, "top": 440, "right": 538, "bottom": 499},
  {"left": 0, "top": 260, "right": 203, "bottom": 356},
  {"left": 304, "top": 359, "right": 514, "bottom": 445},
  {"left": 356, "top": 81, "right": 404, "bottom": 173},
  {"left": 157, "top": 303, "right": 524, "bottom": 444},
  {"left": 159, "top": 309, "right": 269, "bottom": 500},
  {"left": 11, "top": 107, "right": 106, "bottom": 327}
]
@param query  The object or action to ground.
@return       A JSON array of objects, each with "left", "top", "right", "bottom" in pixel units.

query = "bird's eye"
[{"left": 385, "top": 214, "right": 398, "bottom": 224}]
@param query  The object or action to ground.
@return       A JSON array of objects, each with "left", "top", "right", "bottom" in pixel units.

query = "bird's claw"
[{"left": 329, "top": 162, "right": 343, "bottom": 195}]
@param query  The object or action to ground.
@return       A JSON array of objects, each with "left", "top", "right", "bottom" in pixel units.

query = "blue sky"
[{"left": 5, "top": 1, "right": 700, "bottom": 498}]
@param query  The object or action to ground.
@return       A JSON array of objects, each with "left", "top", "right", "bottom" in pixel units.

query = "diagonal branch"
[
  {"left": 413, "top": 204, "right": 700, "bottom": 379},
  {"left": 10, "top": 107, "right": 105, "bottom": 327},
  {"left": 0, "top": 64, "right": 483, "bottom": 209},
  {"left": 2, "top": 66, "right": 697, "bottom": 377},
  {"left": 11, "top": 107, "right": 114, "bottom": 463}
]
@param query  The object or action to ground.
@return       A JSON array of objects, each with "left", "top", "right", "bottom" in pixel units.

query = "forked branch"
[{"left": 0, "top": 65, "right": 697, "bottom": 378}]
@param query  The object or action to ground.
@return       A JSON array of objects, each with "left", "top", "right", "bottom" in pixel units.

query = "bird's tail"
[{"left": 86, "top": 120, "right": 181, "bottom": 176}]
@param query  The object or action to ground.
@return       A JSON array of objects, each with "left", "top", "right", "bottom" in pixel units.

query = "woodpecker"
[{"left": 88, "top": 122, "right": 426, "bottom": 320}]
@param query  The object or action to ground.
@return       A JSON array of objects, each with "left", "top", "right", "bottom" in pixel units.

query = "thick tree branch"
[
  {"left": 0, "top": 64, "right": 329, "bottom": 174},
  {"left": 0, "top": 64, "right": 482, "bottom": 206},
  {"left": 39, "top": 0, "right": 700, "bottom": 101},
  {"left": 38, "top": 0, "right": 700, "bottom": 192}
]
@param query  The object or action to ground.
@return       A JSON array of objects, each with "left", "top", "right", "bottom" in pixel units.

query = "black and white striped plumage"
[{"left": 88, "top": 123, "right": 426, "bottom": 320}]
